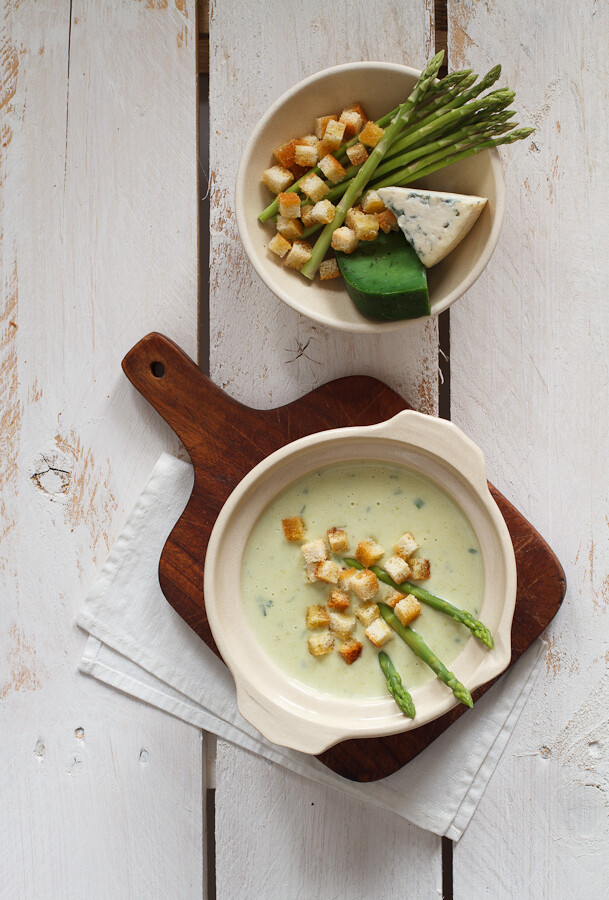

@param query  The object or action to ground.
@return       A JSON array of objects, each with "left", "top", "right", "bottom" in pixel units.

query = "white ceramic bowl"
[
  {"left": 204, "top": 411, "right": 517, "bottom": 755},
  {"left": 236, "top": 61, "right": 505, "bottom": 333}
]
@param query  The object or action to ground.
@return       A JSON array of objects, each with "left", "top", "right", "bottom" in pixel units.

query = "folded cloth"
[{"left": 77, "top": 453, "right": 546, "bottom": 841}]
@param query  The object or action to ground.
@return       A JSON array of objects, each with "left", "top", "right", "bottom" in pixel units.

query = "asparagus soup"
[{"left": 241, "top": 461, "right": 484, "bottom": 700}]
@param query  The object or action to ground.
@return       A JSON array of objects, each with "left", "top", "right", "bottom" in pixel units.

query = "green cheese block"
[{"left": 336, "top": 230, "right": 430, "bottom": 321}]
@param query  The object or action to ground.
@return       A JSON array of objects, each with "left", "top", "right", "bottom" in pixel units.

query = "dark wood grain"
[{"left": 123, "top": 333, "right": 566, "bottom": 782}]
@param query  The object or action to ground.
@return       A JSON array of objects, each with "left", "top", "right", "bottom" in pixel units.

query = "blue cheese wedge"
[{"left": 377, "top": 187, "right": 487, "bottom": 267}]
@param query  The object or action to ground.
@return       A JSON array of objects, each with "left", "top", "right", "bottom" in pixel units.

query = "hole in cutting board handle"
[{"left": 150, "top": 361, "right": 165, "bottom": 378}]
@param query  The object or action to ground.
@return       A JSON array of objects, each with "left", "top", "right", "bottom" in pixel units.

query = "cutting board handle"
[{"left": 122, "top": 332, "right": 248, "bottom": 463}]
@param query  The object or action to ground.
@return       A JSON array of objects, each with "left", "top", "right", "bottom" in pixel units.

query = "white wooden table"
[{"left": 3, "top": 1, "right": 608, "bottom": 897}]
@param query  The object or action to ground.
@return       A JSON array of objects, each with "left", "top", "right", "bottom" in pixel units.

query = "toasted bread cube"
[
  {"left": 319, "top": 258, "right": 341, "bottom": 280},
  {"left": 339, "top": 108, "right": 364, "bottom": 138},
  {"left": 308, "top": 632, "right": 334, "bottom": 657},
  {"left": 294, "top": 143, "right": 318, "bottom": 167},
  {"left": 345, "top": 205, "right": 362, "bottom": 229},
  {"left": 284, "top": 239, "right": 312, "bottom": 271},
  {"left": 306, "top": 604, "right": 330, "bottom": 629},
  {"left": 298, "top": 133, "right": 318, "bottom": 147},
  {"left": 327, "top": 526, "right": 349, "bottom": 554},
  {"left": 381, "top": 586, "right": 406, "bottom": 608},
  {"left": 300, "top": 172, "right": 330, "bottom": 202},
  {"left": 318, "top": 153, "right": 347, "bottom": 185},
  {"left": 350, "top": 210, "right": 379, "bottom": 242},
  {"left": 350, "top": 569, "right": 379, "bottom": 601},
  {"left": 282, "top": 515, "right": 305, "bottom": 541},
  {"left": 322, "top": 118, "right": 346, "bottom": 149},
  {"left": 338, "top": 567, "right": 357, "bottom": 591},
  {"left": 314, "top": 559, "right": 341, "bottom": 584},
  {"left": 359, "top": 121, "right": 385, "bottom": 148},
  {"left": 276, "top": 215, "right": 303, "bottom": 241},
  {"left": 315, "top": 138, "right": 336, "bottom": 160},
  {"left": 346, "top": 142, "right": 369, "bottom": 166},
  {"left": 273, "top": 140, "right": 297, "bottom": 168},
  {"left": 301, "top": 538, "right": 328, "bottom": 565},
  {"left": 327, "top": 589, "right": 351, "bottom": 611},
  {"left": 277, "top": 192, "right": 301, "bottom": 219},
  {"left": 344, "top": 101, "right": 369, "bottom": 122},
  {"left": 365, "top": 617, "right": 393, "bottom": 648},
  {"left": 328, "top": 611, "right": 356, "bottom": 639},
  {"left": 300, "top": 204, "right": 316, "bottom": 227},
  {"left": 315, "top": 114, "right": 338, "bottom": 140},
  {"left": 304, "top": 562, "right": 318, "bottom": 583},
  {"left": 310, "top": 199, "right": 336, "bottom": 224},
  {"left": 376, "top": 208, "right": 399, "bottom": 233},
  {"left": 393, "top": 532, "right": 419, "bottom": 559},
  {"left": 395, "top": 595, "right": 422, "bottom": 627},
  {"left": 361, "top": 189, "right": 385, "bottom": 214},
  {"left": 331, "top": 226, "right": 359, "bottom": 254},
  {"left": 354, "top": 600, "right": 380, "bottom": 627},
  {"left": 384, "top": 555, "right": 411, "bottom": 584},
  {"left": 338, "top": 639, "right": 362, "bottom": 665},
  {"left": 262, "top": 165, "right": 294, "bottom": 194},
  {"left": 268, "top": 233, "right": 292, "bottom": 259},
  {"left": 409, "top": 558, "right": 431, "bottom": 580},
  {"left": 355, "top": 539, "right": 385, "bottom": 568}
]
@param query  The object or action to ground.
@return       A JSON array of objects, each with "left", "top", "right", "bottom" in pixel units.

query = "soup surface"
[{"left": 242, "top": 461, "right": 483, "bottom": 700}]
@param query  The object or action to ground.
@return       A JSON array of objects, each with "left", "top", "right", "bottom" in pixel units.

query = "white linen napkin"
[{"left": 77, "top": 453, "right": 546, "bottom": 841}]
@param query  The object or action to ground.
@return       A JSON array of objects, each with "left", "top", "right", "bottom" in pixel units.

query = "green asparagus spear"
[
  {"left": 343, "top": 557, "right": 494, "bottom": 649},
  {"left": 378, "top": 651, "right": 416, "bottom": 717},
  {"left": 378, "top": 605, "right": 473, "bottom": 708}
]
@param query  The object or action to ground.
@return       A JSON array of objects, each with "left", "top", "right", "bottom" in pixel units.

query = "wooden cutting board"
[{"left": 122, "top": 332, "right": 566, "bottom": 782}]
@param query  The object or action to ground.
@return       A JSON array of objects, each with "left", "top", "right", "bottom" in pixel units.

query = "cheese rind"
[{"left": 377, "top": 187, "right": 487, "bottom": 267}]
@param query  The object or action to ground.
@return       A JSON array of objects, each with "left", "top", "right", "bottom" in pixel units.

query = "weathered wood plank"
[
  {"left": 209, "top": 2, "right": 442, "bottom": 895},
  {"left": 1, "top": 2, "right": 203, "bottom": 896},
  {"left": 448, "top": 0, "right": 609, "bottom": 894}
]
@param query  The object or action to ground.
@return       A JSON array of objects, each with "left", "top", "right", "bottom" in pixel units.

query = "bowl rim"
[
  {"left": 204, "top": 411, "right": 517, "bottom": 754},
  {"left": 235, "top": 61, "right": 506, "bottom": 333}
]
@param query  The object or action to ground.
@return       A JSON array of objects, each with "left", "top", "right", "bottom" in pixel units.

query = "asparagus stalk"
[
  {"left": 299, "top": 51, "right": 445, "bottom": 279},
  {"left": 378, "top": 605, "right": 473, "bottom": 708},
  {"left": 378, "top": 651, "right": 416, "bottom": 717}
]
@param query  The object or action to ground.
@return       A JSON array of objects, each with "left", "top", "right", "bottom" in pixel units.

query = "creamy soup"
[{"left": 241, "top": 461, "right": 483, "bottom": 700}]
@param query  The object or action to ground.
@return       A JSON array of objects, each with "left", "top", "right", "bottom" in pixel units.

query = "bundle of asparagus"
[{"left": 259, "top": 51, "right": 533, "bottom": 279}]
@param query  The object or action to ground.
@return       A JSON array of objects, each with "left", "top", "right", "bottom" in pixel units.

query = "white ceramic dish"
[
  {"left": 204, "top": 411, "right": 517, "bottom": 755},
  {"left": 235, "top": 61, "right": 506, "bottom": 333}
]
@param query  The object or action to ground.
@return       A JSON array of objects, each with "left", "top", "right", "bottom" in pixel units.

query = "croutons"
[
  {"left": 319, "top": 258, "right": 341, "bottom": 280},
  {"left": 381, "top": 586, "right": 406, "bottom": 608},
  {"left": 284, "top": 239, "right": 312, "bottom": 271},
  {"left": 304, "top": 563, "right": 318, "bottom": 583},
  {"left": 281, "top": 516, "right": 305, "bottom": 541},
  {"left": 277, "top": 192, "right": 301, "bottom": 219},
  {"left": 262, "top": 165, "right": 294, "bottom": 194},
  {"left": 346, "top": 142, "right": 369, "bottom": 166},
  {"left": 276, "top": 215, "right": 303, "bottom": 241},
  {"left": 327, "top": 589, "right": 351, "bottom": 611},
  {"left": 338, "top": 567, "right": 357, "bottom": 591},
  {"left": 306, "top": 605, "right": 330, "bottom": 629},
  {"left": 297, "top": 133, "right": 318, "bottom": 147},
  {"left": 268, "top": 233, "right": 291, "bottom": 259},
  {"left": 308, "top": 632, "right": 334, "bottom": 657},
  {"left": 318, "top": 154, "right": 347, "bottom": 185},
  {"left": 315, "top": 114, "right": 338, "bottom": 140},
  {"left": 354, "top": 600, "right": 380, "bottom": 627},
  {"left": 310, "top": 199, "right": 336, "bottom": 224},
  {"left": 359, "top": 121, "right": 385, "bottom": 148},
  {"left": 350, "top": 568, "right": 379, "bottom": 601},
  {"left": 350, "top": 209, "right": 379, "bottom": 242},
  {"left": 365, "top": 617, "right": 393, "bottom": 648},
  {"left": 294, "top": 143, "right": 318, "bottom": 167},
  {"left": 301, "top": 538, "right": 328, "bottom": 565},
  {"left": 327, "top": 526, "right": 349, "bottom": 554},
  {"left": 384, "top": 556, "right": 411, "bottom": 584},
  {"left": 273, "top": 140, "right": 297, "bottom": 169},
  {"left": 322, "top": 119, "right": 346, "bottom": 149},
  {"left": 300, "top": 204, "right": 316, "bottom": 227},
  {"left": 331, "top": 226, "right": 359, "bottom": 254},
  {"left": 361, "top": 190, "right": 385, "bottom": 214},
  {"left": 328, "top": 611, "right": 356, "bottom": 639},
  {"left": 393, "top": 532, "right": 419, "bottom": 560},
  {"left": 339, "top": 108, "right": 364, "bottom": 138},
  {"left": 299, "top": 172, "right": 330, "bottom": 202},
  {"left": 338, "top": 639, "right": 362, "bottom": 665},
  {"left": 355, "top": 539, "right": 384, "bottom": 568},
  {"left": 376, "top": 208, "right": 399, "bottom": 233},
  {"left": 314, "top": 559, "right": 341, "bottom": 584},
  {"left": 394, "top": 594, "right": 422, "bottom": 627},
  {"left": 409, "top": 558, "right": 431, "bottom": 580},
  {"left": 344, "top": 101, "right": 368, "bottom": 123},
  {"left": 344, "top": 205, "right": 362, "bottom": 229}
]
